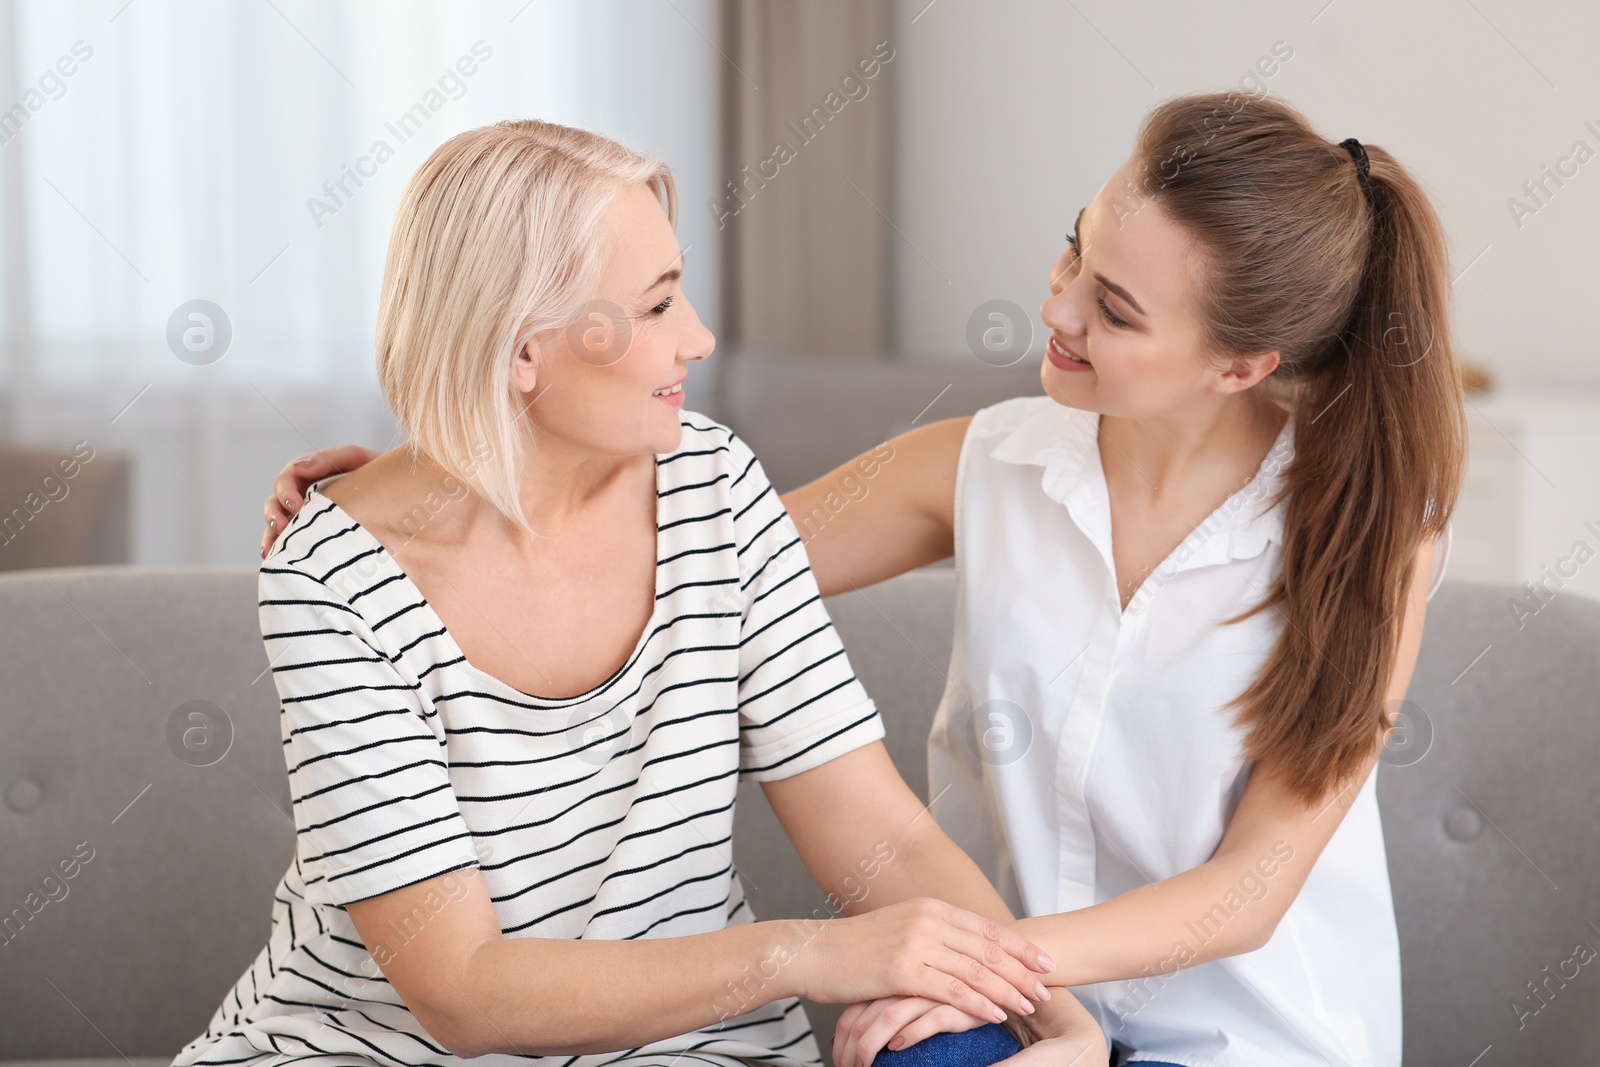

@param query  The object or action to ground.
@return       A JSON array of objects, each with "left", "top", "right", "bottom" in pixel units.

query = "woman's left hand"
[{"left": 833, "top": 988, "right": 1107, "bottom": 1067}]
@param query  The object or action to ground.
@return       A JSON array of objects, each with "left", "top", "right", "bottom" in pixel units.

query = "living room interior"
[{"left": 3, "top": 2, "right": 1598, "bottom": 1066}]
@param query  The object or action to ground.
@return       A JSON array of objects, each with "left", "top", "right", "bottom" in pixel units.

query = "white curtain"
[{"left": 0, "top": 0, "right": 721, "bottom": 564}]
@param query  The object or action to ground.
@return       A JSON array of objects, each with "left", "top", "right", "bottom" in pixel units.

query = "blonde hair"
[{"left": 375, "top": 119, "right": 677, "bottom": 534}]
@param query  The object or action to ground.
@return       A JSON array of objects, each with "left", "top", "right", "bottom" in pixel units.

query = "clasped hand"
[{"left": 832, "top": 984, "right": 1108, "bottom": 1067}]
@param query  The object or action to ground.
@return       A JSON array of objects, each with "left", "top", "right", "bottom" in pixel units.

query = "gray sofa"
[{"left": 2, "top": 566, "right": 1598, "bottom": 1067}]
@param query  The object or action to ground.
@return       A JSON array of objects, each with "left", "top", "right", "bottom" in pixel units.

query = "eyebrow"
[
  {"left": 1075, "top": 207, "right": 1147, "bottom": 318},
  {"left": 645, "top": 263, "right": 684, "bottom": 293}
]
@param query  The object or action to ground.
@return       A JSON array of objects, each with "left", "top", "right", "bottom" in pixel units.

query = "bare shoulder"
[
  {"left": 318, "top": 448, "right": 448, "bottom": 544},
  {"left": 315, "top": 447, "right": 397, "bottom": 510}
]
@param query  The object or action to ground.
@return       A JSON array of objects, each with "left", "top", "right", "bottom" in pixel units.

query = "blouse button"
[{"left": 1444, "top": 806, "right": 1484, "bottom": 842}]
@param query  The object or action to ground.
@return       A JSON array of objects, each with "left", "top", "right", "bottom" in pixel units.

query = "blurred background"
[
  {"left": 1, "top": 0, "right": 1598, "bottom": 601},
  {"left": 5, "top": 6, "right": 1600, "bottom": 1067}
]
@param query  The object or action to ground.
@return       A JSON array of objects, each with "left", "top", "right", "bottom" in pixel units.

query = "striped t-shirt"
[{"left": 172, "top": 412, "right": 885, "bottom": 1067}]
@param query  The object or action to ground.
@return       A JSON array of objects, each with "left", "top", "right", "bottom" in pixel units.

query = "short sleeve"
[
  {"left": 726, "top": 435, "right": 885, "bottom": 781},
  {"left": 259, "top": 561, "right": 480, "bottom": 906}
]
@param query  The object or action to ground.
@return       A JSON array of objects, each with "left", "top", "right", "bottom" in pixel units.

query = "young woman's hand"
[
  {"left": 261, "top": 445, "right": 379, "bottom": 556},
  {"left": 996, "top": 1031, "right": 1109, "bottom": 1067},
  {"left": 790, "top": 898, "right": 1054, "bottom": 1029},
  {"left": 833, "top": 982, "right": 1107, "bottom": 1067},
  {"left": 1004, "top": 994, "right": 1110, "bottom": 1067}
]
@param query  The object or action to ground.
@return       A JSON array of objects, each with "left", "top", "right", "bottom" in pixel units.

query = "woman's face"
[
  {"left": 1038, "top": 163, "right": 1258, "bottom": 419},
  {"left": 518, "top": 182, "right": 714, "bottom": 457}
]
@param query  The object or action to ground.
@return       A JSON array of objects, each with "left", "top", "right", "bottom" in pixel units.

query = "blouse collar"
[{"left": 988, "top": 398, "right": 1296, "bottom": 569}]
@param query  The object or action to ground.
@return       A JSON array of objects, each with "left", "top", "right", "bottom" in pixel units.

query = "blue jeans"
[
  {"left": 868, "top": 1023, "right": 1021, "bottom": 1067},
  {"left": 865, "top": 1023, "right": 1188, "bottom": 1067}
]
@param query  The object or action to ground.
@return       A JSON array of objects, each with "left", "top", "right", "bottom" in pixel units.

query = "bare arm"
[
  {"left": 348, "top": 880, "right": 792, "bottom": 1057},
  {"left": 764, "top": 742, "right": 1110, "bottom": 1066},
  {"left": 346, "top": 861, "right": 1053, "bottom": 1059},
  {"left": 779, "top": 417, "right": 969, "bottom": 598},
  {"left": 761, "top": 741, "right": 1049, "bottom": 1006}
]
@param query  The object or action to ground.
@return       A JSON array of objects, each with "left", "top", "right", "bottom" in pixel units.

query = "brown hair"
[{"left": 1129, "top": 91, "right": 1466, "bottom": 803}]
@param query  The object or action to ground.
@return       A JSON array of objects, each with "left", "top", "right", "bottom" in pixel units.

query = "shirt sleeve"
[
  {"left": 725, "top": 434, "right": 885, "bottom": 781},
  {"left": 259, "top": 560, "right": 481, "bottom": 907}
]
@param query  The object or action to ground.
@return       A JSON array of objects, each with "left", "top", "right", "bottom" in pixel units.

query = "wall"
[{"left": 888, "top": 0, "right": 1600, "bottom": 388}]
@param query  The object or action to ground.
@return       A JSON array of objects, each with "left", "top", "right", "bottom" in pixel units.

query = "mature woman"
[
  {"left": 267, "top": 91, "right": 1464, "bottom": 1066},
  {"left": 181, "top": 120, "right": 1107, "bottom": 1067}
]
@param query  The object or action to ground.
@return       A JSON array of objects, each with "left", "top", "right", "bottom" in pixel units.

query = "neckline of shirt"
[
  {"left": 985, "top": 396, "right": 1298, "bottom": 580},
  {"left": 300, "top": 454, "right": 670, "bottom": 712}
]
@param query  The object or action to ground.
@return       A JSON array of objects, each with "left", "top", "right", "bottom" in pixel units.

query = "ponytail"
[{"left": 1133, "top": 93, "right": 1467, "bottom": 804}]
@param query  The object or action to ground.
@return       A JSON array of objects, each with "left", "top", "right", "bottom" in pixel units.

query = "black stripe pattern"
[{"left": 172, "top": 414, "right": 881, "bottom": 1067}]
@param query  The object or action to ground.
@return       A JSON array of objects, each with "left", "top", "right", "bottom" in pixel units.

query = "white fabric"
[{"left": 929, "top": 395, "right": 1448, "bottom": 1067}]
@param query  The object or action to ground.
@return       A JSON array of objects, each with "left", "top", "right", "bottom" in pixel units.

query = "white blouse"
[{"left": 928, "top": 396, "right": 1448, "bottom": 1067}]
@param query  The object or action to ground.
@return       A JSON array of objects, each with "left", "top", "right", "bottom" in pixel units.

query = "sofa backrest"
[
  {"left": 2, "top": 566, "right": 1597, "bottom": 1067},
  {"left": 0, "top": 567, "right": 289, "bottom": 1062},
  {"left": 1370, "top": 575, "right": 1600, "bottom": 1064}
]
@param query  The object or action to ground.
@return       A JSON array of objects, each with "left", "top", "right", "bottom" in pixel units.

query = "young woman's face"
[
  {"left": 1038, "top": 163, "right": 1240, "bottom": 419},
  {"left": 520, "top": 182, "right": 714, "bottom": 457}
]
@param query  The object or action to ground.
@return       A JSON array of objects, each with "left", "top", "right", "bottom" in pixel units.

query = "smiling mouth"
[
  {"left": 1049, "top": 336, "right": 1090, "bottom": 365},
  {"left": 652, "top": 381, "right": 684, "bottom": 397}
]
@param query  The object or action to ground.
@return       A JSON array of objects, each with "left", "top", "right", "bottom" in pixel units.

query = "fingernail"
[
  {"left": 889, "top": 1038, "right": 903, "bottom": 1051},
  {"left": 1037, "top": 952, "right": 1057, "bottom": 972},
  {"left": 1036, "top": 982, "right": 1050, "bottom": 1001},
  {"left": 294, "top": 456, "right": 315, "bottom": 467},
  {"left": 1020, "top": 996, "right": 1034, "bottom": 1014},
  {"left": 992, "top": 1006, "right": 1007, "bottom": 1023}
]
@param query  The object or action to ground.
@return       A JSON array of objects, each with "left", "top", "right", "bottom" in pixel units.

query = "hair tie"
[{"left": 1339, "top": 137, "right": 1371, "bottom": 189}]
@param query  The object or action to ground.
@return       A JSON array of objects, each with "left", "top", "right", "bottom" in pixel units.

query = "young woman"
[
  {"left": 265, "top": 91, "right": 1464, "bottom": 1066},
  {"left": 188, "top": 119, "right": 1111, "bottom": 1067}
]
